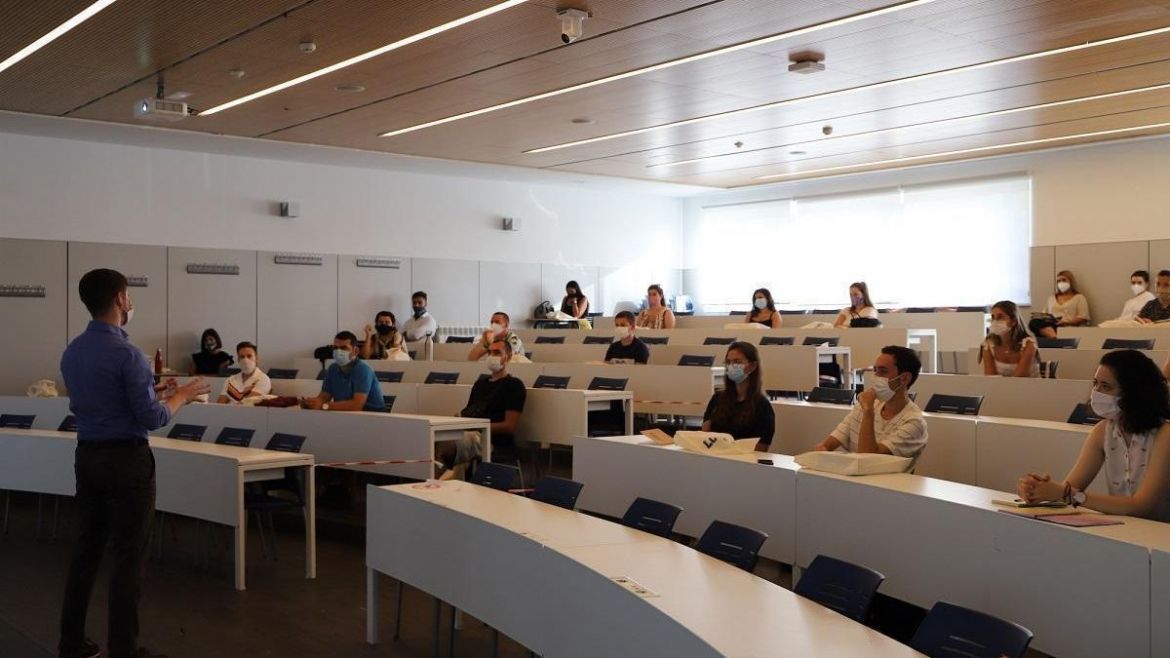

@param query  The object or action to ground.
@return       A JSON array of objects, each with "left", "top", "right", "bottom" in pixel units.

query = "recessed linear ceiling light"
[
  {"left": 200, "top": 0, "right": 527, "bottom": 116},
  {"left": 377, "top": 0, "right": 938, "bottom": 138},
  {"left": 524, "top": 23, "right": 1170, "bottom": 155},
  {"left": 753, "top": 120, "right": 1170, "bottom": 182},
  {"left": 0, "top": 0, "right": 119, "bottom": 75},
  {"left": 648, "top": 80, "right": 1170, "bottom": 170}
]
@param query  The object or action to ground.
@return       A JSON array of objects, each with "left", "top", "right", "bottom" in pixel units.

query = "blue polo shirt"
[
  {"left": 321, "top": 359, "right": 385, "bottom": 412},
  {"left": 60, "top": 320, "right": 171, "bottom": 441}
]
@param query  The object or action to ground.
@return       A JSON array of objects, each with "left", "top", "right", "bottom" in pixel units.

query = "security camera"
[{"left": 558, "top": 8, "right": 590, "bottom": 44}]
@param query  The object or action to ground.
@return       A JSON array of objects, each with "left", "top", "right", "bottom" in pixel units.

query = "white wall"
[{"left": 0, "top": 129, "right": 683, "bottom": 270}]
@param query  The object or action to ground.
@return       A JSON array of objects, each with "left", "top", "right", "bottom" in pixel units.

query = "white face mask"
[
  {"left": 870, "top": 374, "right": 900, "bottom": 401},
  {"left": 753, "top": 298, "right": 767, "bottom": 310},
  {"left": 333, "top": 349, "right": 352, "bottom": 367},
  {"left": 489, "top": 323, "right": 505, "bottom": 335},
  {"left": 123, "top": 307, "right": 134, "bottom": 326},
  {"left": 725, "top": 363, "right": 748, "bottom": 383},
  {"left": 1090, "top": 389, "right": 1120, "bottom": 420},
  {"left": 1056, "top": 281, "right": 1071, "bottom": 293},
  {"left": 239, "top": 357, "right": 256, "bottom": 375},
  {"left": 988, "top": 320, "right": 1011, "bottom": 337},
  {"left": 1132, "top": 283, "right": 1147, "bottom": 296},
  {"left": 487, "top": 356, "right": 504, "bottom": 373},
  {"left": 613, "top": 326, "right": 630, "bottom": 341}
]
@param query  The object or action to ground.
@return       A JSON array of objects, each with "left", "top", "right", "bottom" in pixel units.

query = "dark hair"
[
  {"left": 615, "top": 310, "right": 636, "bottom": 325},
  {"left": 988, "top": 300, "right": 1030, "bottom": 351},
  {"left": 881, "top": 345, "right": 921, "bottom": 387},
  {"left": 1158, "top": 270, "right": 1170, "bottom": 279},
  {"left": 335, "top": 331, "right": 359, "bottom": 348},
  {"left": 491, "top": 311, "right": 510, "bottom": 325},
  {"left": 235, "top": 341, "right": 258, "bottom": 354},
  {"left": 1133, "top": 270, "right": 1150, "bottom": 283},
  {"left": 1100, "top": 350, "right": 1170, "bottom": 435},
  {"left": 849, "top": 282, "right": 873, "bottom": 311},
  {"left": 201, "top": 328, "right": 223, "bottom": 351},
  {"left": 1056, "top": 270, "right": 1078, "bottom": 294},
  {"left": 411, "top": 291, "right": 427, "bottom": 302},
  {"left": 710, "top": 342, "right": 763, "bottom": 429},
  {"left": 375, "top": 310, "right": 396, "bottom": 324},
  {"left": 647, "top": 284, "right": 665, "bottom": 305},
  {"left": 565, "top": 280, "right": 583, "bottom": 299},
  {"left": 749, "top": 288, "right": 776, "bottom": 319},
  {"left": 78, "top": 268, "right": 127, "bottom": 317}
]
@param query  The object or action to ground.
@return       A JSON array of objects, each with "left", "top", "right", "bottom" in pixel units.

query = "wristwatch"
[
  {"left": 1072, "top": 489, "right": 1086, "bottom": 507},
  {"left": 322, "top": 403, "right": 330, "bottom": 411}
]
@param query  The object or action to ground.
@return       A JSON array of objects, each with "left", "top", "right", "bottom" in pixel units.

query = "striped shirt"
[{"left": 829, "top": 399, "right": 929, "bottom": 466}]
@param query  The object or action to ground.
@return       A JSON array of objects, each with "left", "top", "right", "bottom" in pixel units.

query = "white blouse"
[
  {"left": 983, "top": 336, "right": 1040, "bottom": 377},
  {"left": 1103, "top": 420, "right": 1170, "bottom": 522}
]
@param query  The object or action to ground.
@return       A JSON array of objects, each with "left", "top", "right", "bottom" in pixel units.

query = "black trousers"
[{"left": 59, "top": 443, "right": 156, "bottom": 658}]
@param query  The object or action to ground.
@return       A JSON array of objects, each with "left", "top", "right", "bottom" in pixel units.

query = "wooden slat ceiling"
[{"left": 2, "top": 0, "right": 1170, "bottom": 188}]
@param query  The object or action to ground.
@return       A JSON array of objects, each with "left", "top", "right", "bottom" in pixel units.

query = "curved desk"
[{"left": 365, "top": 482, "right": 921, "bottom": 658}]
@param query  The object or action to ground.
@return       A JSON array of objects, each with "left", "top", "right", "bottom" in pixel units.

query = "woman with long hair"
[
  {"left": 745, "top": 288, "right": 782, "bottom": 328},
  {"left": 702, "top": 341, "right": 774, "bottom": 452},
  {"left": 833, "top": 281, "right": 878, "bottom": 328},
  {"left": 980, "top": 300, "right": 1039, "bottom": 377},
  {"left": 636, "top": 284, "right": 676, "bottom": 329}
]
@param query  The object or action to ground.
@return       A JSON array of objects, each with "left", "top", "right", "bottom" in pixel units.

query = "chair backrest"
[
  {"left": 1036, "top": 337, "right": 1079, "bottom": 349},
  {"left": 760, "top": 336, "right": 795, "bottom": 346},
  {"left": 694, "top": 520, "right": 768, "bottom": 572},
  {"left": 215, "top": 427, "right": 255, "bottom": 447},
  {"left": 903, "top": 307, "right": 937, "bottom": 313},
  {"left": 376, "top": 370, "right": 404, "bottom": 383},
  {"left": 803, "top": 336, "right": 840, "bottom": 346},
  {"left": 222, "top": 367, "right": 241, "bottom": 376},
  {"left": 533, "top": 375, "right": 570, "bottom": 389},
  {"left": 728, "top": 310, "right": 748, "bottom": 316},
  {"left": 167, "top": 423, "right": 206, "bottom": 441},
  {"left": 703, "top": 336, "right": 735, "bottom": 345},
  {"left": 779, "top": 309, "right": 809, "bottom": 315},
  {"left": 425, "top": 371, "right": 459, "bottom": 385},
  {"left": 58, "top": 415, "right": 78, "bottom": 432},
  {"left": 316, "top": 369, "right": 327, "bottom": 380},
  {"left": 620, "top": 497, "right": 683, "bottom": 538},
  {"left": 445, "top": 335, "right": 475, "bottom": 343},
  {"left": 1038, "top": 360, "right": 1059, "bottom": 379},
  {"left": 910, "top": 601, "right": 1033, "bottom": 658},
  {"left": 267, "top": 368, "right": 298, "bottom": 380},
  {"left": 806, "top": 387, "right": 855, "bottom": 405},
  {"left": 584, "top": 335, "right": 612, "bottom": 345},
  {"left": 641, "top": 336, "right": 669, "bottom": 345},
  {"left": 534, "top": 335, "right": 565, "bottom": 344},
  {"left": 0, "top": 414, "right": 35, "bottom": 429},
  {"left": 588, "top": 377, "right": 628, "bottom": 391},
  {"left": 794, "top": 554, "right": 885, "bottom": 623},
  {"left": 468, "top": 462, "right": 519, "bottom": 491},
  {"left": 531, "top": 476, "right": 585, "bottom": 510},
  {"left": 1067, "top": 402, "right": 1103, "bottom": 426},
  {"left": 382, "top": 395, "right": 396, "bottom": 412},
  {"left": 924, "top": 393, "right": 983, "bottom": 415},
  {"left": 1102, "top": 338, "right": 1155, "bottom": 350},
  {"left": 265, "top": 433, "right": 306, "bottom": 453},
  {"left": 678, "top": 354, "right": 715, "bottom": 367},
  {"left": 955, "top": 305, "right": 990, "bottom": 312}
]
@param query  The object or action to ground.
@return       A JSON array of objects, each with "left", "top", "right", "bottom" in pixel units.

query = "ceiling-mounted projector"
[{"left": 135, "top": 97, "right": 188, "bottom": 122}]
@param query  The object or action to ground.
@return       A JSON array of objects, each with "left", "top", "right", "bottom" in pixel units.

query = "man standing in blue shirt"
[
  {"left": 59, "top": 269, "right": 208, "bottom": 658},
  {"left": 300, "top": 331, "right": 385, "bottom": 412}
]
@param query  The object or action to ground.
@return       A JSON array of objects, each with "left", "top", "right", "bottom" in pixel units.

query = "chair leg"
[
  {"left": 492, "top": 629, "right": 499, "bottom": 658},
  {"left": 267, "top": 512, "right": 279, "bottom": 561},
  {"left": 449, "top": 605, "right": 456, "bottom": 657},
  {"left": 3, "top": 490, "right": 10, "bottom": 535},
  {"left": 51, "top": 496, "right": 60, "bottom": 539},
  {"left": 432, "top": 598, "right": 441, "bottom": 658},
  {"left": 35, "top": 494, "right": 43, "bottom": 539},
  {"left": 394, "top": 581, "right": 404, "bottom": 640},
  {"left": 252, "top": 512, "right": 268, "bottom": 559}
]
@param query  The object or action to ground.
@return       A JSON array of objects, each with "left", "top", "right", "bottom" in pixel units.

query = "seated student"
[
  {"left": 636, "top": 284, "right": 676, "bottom": 329},
  {"left": 300, "top": 331, "right": 385, "bottom": 412},
  {"left": 1138, "top": 270, "right": 1170, "bottom": 324},
  {"left": 605, "top": 310, "right": 650, "bottom": 364},
  {"left": 1118, "top": 270, "right": 1155, "bottom": 321},
  {"left": 1017, "top": 350, "right": 1170, "bottom": 521},
  {"left": 403, "top": 291, "right": 438, "bottom": 341},
  {"left": 833, "top": 282, "right": 879, "bottom": 328},
  {"left": 745, "top": 288, "right": 782, "bottom": 328},
  {"left": 468, "top": 311, "right": 524, "bottom": 361},
  {"left": 561, "top": 280, "right": 590, "bottom": 319},
  {"left": 811, "top": 346, "right": 927, "bottom": 466},
  {"left": 980, "top": 300, "right": 1039, "bottom": 377},
  {"left": 362, "top": 311, "right": 408, "bottom": 360},
  {"left": 216, "top": 341, "right": 272, "bottom": 404},
  {"left": 1030, "top": 270, "right": 1090, "bottom": 337},
  {"left": 702, "top": 342, "right": 774, "bottom": 452},
  {"left": 441, "top": 338, "right": 528, "bottom": 472},
  {"left": 191, "top": 328, "right": 233, "bottom": 375}
]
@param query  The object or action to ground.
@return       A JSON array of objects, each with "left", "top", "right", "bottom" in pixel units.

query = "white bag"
[
  {"left": 795, "top": 451, "right": 912, "bottom": 475},
  {"left": 802, "top": 321, "right": 836, "bottom": 329},
  {"left": 673, "top": 431, "right": 758, "bottom": 459},
  {"left": 26, "top": 379, "right": 58, "bottom": 397}
]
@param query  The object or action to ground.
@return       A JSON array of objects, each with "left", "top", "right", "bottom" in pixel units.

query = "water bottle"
[{"left": 424, "top": 332, "right": 434, "bottom": 361}]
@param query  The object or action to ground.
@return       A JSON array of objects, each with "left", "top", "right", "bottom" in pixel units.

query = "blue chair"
[
  {"left": 694, "top": 520, "right": 768, "bottom": 572},
  {"left": 1037, "top": 337, "right": 1078, "bottom": 349},
  {"left": 794, "top": 555, "right": 885, "bottom": 623},
  {"left": 678, "top": 354, "right": 715, "bottom": 367},
  {"left": 382, "top": 395, "right": 396, "bottom": 412},
  {"left": 803, "top": 336, "right": 840, "bottom": 346},
  {"left": 620, "top": 498, "right": 683, "bottom": 538},
  {"left": 215, "top": 427, "right": 254, "bottom": 447},
  {"left": 588, "top": 377, "right": 627, "bottom": 391},
  {"left": 760, "top": 336, "right": 794, "bottom": 346},
  {"left": 1067, "top": 402, "right": 1103, "bottom": 426},
  {"left": 0, "top": 414, "right": 34, "bottom": 429},
  {"left": 167, "top": 423, "right": 206, "bottom": 441},
  {"left": 806, "top": 387, "right": 855, "bottom": 405},
  {"left": 533, "top": 375, "right": 570, "bottom": 389},
  {"left": 703, "top": 336, "right": 735, "bottom": 345},
  {"left": 910, "top": 601, "right": 1033, "bottom": 658},
  {"left": 534, "top": 335, "right": 565, "bottom": 344},
  {"left": 245, "top": 433, "right": 308, "bottom": 560},
  {"left": 267, "top": 368, "right": 298, "bottom": 379},
  {"left": 583, "top": 335, "right": 612, "bottom": 345},
  {"left": 445, "top": 335, "right": 474, "bottom": 343},
  {"left": 728, "top": 310, "right": 748, "bottom": 316},
  {"left": 641, "top": 336, "right": 669, "bottom": 345},
  {"left": 425, "top": 371, "right": 459, "bottom": 385},
  {"left": 57, "top": 415, "right": 77, "bottom": 432},
  {"left": 376, "top": 370, "right": 404, "bottom": 383},
  {"left": 531, "top": 476, "right": 584, "bottom": 510},
  {"left": 924, "top": 394, "right": 983, "bottom": 416},
  {"left": 468, "top": 462, "right": 519, "bottom": 492},
  {"left": 1102, "top": 338, "right": 1155, "bottom": 350}
]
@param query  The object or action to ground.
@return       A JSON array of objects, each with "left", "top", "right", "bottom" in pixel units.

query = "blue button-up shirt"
[{"left": 60, "top": 321, "right": 171, "bottom": 441}]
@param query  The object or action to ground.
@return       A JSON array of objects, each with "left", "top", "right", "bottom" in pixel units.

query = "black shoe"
[{"left": 59, "top": 638, "right": 100, "bottom": 658}]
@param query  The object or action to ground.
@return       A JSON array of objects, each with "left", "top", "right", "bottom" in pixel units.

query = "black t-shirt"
[
  {"left": 703, "top": 392, "right": 775, "bottom": 445},
  {"left": 460, "top": 375, "right": 527, "bottom": 446},
  {"left": 191, "top": 350, "right": 233, "bottom": 375},
  {"left": 604, "top": 337, "right": 650, "bottom": 364}
]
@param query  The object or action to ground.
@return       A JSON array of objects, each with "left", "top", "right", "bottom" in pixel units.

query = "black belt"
[{"left": 77, "top": 438, "right": 149, "bottom": 448}]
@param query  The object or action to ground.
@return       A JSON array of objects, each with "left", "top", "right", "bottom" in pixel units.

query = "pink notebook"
[{"left": 1041, "top": 514, "right": 1124, "bottom": 527}]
